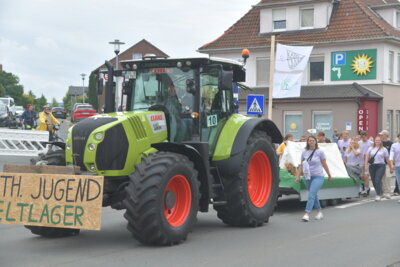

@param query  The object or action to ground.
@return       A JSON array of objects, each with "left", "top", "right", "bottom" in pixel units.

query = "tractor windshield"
[{"left": 129, "top": 67, "right": 194, "bottom": 112}]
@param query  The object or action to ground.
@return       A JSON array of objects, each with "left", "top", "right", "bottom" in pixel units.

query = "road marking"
[{"left": 335, "top": 196, "right": 400, "bottom": 209}]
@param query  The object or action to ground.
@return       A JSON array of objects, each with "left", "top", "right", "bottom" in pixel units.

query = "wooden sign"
[{"left": 0, "top": 172, "right": 103, "bottom": 230}]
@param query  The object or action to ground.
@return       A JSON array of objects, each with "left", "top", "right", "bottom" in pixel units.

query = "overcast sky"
[{"left": 0, "top": 0, "right": 259, "bottom": 102}]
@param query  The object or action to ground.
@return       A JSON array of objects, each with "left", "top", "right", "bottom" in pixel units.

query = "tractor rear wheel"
[
  {"left": 214, "top": 130, "right": 279, "bottom": 227},
  {"left": 25, "top": 150, "right": 81, "bottom": 237},
  {"left": 124, "top": 152, "right": 199, "bottom": 246}
]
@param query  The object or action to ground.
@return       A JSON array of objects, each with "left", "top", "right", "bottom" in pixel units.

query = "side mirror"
[
  {"left": 97, "top": 78, "right": 103, "bottom": 95},
  {"left": 186, "top": 79, "right": 196, "bottom": 94},
  {"left": 219, "top": 70, "right": 233, "bottom": 91}
]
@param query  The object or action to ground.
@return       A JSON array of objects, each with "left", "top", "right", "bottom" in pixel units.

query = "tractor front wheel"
[
  {"left": 123, "top": 152, "right": 199, "bottom": 246},
  {"left": 214, "top": 130, "right": 279, "bottom": 227}
]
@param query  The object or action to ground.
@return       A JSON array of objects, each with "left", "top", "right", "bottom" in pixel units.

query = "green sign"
[{"left": 331, "top": 49, "right": 377, "bottom": 81}]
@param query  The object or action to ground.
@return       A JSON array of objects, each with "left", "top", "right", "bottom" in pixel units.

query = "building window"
[
  {"left": 398, "top": 53, "right": 400, "bottom": 83},
  {"left": 273, "top": 9, "right": 286, "bottom": 31},
  {"left": 397, "top": 12, "right": 400, "bottom": 28},
  {"left": 256, "top": 58, "right": 270, "bottom": 86},
  {"left": 312, "top": 111, "right": 333, "bottom": 140},
  {"left": 389, "top": 51, "right": 394, "bottom": 82},
  {"left": 300, "top": 7, "right": 314, "bottom": 28},
  {"left": 387, "top": 110, "right": 393, "bottom": 139},
  {"left": 309, "top": 57, "right": 324, "bottom": 82},
  {"left": 284, "top": 112, "right": 303, "bottom": 140},
  {"left": 396, "top": 111, "right": 400, "bottom": 135},
  {"left": 132, "top": 53, "right": 142, "bottom": 59}
]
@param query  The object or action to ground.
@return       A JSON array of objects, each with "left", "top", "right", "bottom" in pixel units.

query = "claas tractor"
[{"left": 26, "top": 51, "right": 283, "bottom": 245}]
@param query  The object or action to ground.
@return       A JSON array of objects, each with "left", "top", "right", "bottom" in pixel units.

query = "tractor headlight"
[
  {"left": 88, "top": 144, "right": 96, "bottom": 151},
  {"left": 94, "top": 132, "right": 103, "bottom": 140},
  {"left": 66, "top": 143, "right": 71, "bottom": 150},
  {"left": 90, "top": 164, "right": 96, "bottom": 171}
]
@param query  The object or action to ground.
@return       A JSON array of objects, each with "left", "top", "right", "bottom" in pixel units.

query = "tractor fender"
[
  {"left": 214, "top": 118, "right": 282, "bottom": 177},
  {"left": 151, "top": 142, "right": 212, "bottom": 212},
  {"left": 231, "top": 118, "right": 282, "bottom": 157}
]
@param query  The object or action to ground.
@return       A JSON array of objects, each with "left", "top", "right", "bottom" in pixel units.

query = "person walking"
[
  {"left": 389, "top": 133, "right": 400, "bottom": 203},
  {"left": 358, "top": 131, "right": 373, "bottom": 196},
  {"left": 379, "top": 130, "right": 393, "bottom": 199},
  {"left": 338, "top": 131, "right": 351, "bottom": 159},
  {"left": 344, "top": 140, "right": 362, "bottom": 182},
  {"left": 295, "top": 136, "right": 332, "bottom": 222},
  {"left": 365, "top": 136, "right": 389, "bottom": 201},
  {"left": 20, "top": 104, "right": 36, "bottom": 130}
]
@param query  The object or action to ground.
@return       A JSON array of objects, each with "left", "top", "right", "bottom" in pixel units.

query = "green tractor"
[{"left": 27, "top": 53, "right": 283, "bottom": 245}]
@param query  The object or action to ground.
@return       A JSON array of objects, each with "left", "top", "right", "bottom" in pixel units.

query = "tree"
[
  {"left": 51, "top": 97, "right": 58, "bottom": 107},
  {"left": 0, "top": 70, "right": 24, "bottom": 104},
  {"left": 62, "top": 90, "right": 72, "bottom": 113},
  {"left": 0, "top": 84, "right": 5, "bottom": 97},
  {"left": 87, "top": 72, "right": 98, "bottom": 111},
  {"left": 34, "top": 94, "right": 47, "bottom": 111},
  {"left": 20, "top": 93, "right": 35, "bottom": 109}
]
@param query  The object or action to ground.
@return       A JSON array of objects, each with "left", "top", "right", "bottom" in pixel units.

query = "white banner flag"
[
  {"left": 275, "top": 43, "right": 313, "bottom": 72},
  {"left": 272, "top": 72, "right": 303, "bottom": 98}
]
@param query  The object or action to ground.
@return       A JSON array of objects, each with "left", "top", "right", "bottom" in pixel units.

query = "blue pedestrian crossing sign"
[{"left": 247, "top": 95, "right": 264, "bottom": 115}]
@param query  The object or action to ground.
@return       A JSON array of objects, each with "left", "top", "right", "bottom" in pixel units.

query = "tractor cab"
[{"left": 119, "top": 57, "right": 246, "bottom": 152}]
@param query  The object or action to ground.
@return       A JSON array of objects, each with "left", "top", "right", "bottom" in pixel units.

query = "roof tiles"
[{"left": 199, "top": 0, "right": 400, "bottom": 51}]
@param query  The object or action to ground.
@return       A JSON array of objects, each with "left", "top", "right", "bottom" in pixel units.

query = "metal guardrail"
[{"left": 0, "top": 129, "right": 49, "bottom": 156}]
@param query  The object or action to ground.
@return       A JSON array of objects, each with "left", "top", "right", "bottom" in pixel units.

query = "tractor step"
[{"left": 211, "top": 200, "right": 227, "bottom": 206}]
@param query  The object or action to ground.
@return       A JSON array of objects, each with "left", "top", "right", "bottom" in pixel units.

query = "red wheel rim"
[
  {"left": 247, "top": 151, "right": 272, "bottom": 207},
  {"left": 164, "top": 175, "right": 192, "bottom": 227}
]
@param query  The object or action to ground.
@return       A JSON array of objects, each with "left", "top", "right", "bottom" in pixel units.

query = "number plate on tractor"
[{"left": 207, "top": 115, "right": 218, "bottom": 127}]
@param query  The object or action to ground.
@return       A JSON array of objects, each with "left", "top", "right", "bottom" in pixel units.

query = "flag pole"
[{"left": 268, "top": 35, "right": 276, "bottom": 120}]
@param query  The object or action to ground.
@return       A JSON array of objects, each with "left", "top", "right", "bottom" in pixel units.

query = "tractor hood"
[{"left": 65, "top": 111, "right": 168, "bottom": 176}]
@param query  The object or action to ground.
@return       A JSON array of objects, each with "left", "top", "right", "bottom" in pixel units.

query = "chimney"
[{"left": 0, "top": 64, "right": 2, "bottom": 71}]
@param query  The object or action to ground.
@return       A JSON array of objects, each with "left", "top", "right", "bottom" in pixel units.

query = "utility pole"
[
  {"left": 81, "top": 73, "right": 86, "bottom": 103},
  {"left": 268, "top": 35, "right": 276, "bottom": 120}
]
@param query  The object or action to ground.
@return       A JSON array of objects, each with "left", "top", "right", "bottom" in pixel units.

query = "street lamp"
[
  {"left": 109, "top": 39, "right": 125, "bottom": 112},
  {"left": 109, "top": 39, "right": 125, "bottom": 70},
  {"left": 80, "top": 73, "right": 86, "bottom": 103}
]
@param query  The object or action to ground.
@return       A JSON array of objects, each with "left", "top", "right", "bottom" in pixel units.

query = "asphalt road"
[
  {"left": 1, "top": 120, "right": 400, "bottom": 267},
  {"left": 1, "top": 195, "right": 400, "bottom": 267}
]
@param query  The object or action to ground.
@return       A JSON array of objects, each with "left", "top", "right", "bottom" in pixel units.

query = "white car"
[
  {"left": 15, "top": 106, "right": 24, "bottom": 117},
  {"left": 0, "top": 97, "right": 16, "bottom": 117}
]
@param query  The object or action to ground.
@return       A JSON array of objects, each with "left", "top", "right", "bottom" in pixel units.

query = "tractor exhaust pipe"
[{"left": 104, "top": 60, "right": 115, "bottom": 113}]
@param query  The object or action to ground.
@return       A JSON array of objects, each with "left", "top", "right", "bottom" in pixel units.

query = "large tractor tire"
[
  {"left": 123, "top": 152, "right": 199, "bottom": 246},
  {"left": 25, "top": 150, "right": 81, "bottom": 237},
  {"left": 214, "top": 130, "right": 279, "bottom": 227}
]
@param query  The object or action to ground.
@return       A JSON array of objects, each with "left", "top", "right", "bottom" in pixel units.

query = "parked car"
[
  {"left": 0, "top": 97, "right": 16, "bottom": 117},
  {"left": 72, "top": 105, "right": 96, "bottom": 122},
  {"left": 15, "top": 106, "right": 24, "bottom": 117},
  {"left": 0, "top": 104, "right": 11, "bottom": 127},
  {"left": 52, "top": 107, "right": 67, "bottom": 119},
  {"left": 71, "top": 103, "right": 91, "bottom": 122}
]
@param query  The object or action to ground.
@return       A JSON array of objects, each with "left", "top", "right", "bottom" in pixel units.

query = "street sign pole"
[{"left": 268, "top": 35, "right": 275, "bottom": 120}]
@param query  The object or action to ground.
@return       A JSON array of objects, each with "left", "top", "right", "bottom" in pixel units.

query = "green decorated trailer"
[{"left": 278, "top": 141, "right": 362, "bottom": 206}]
